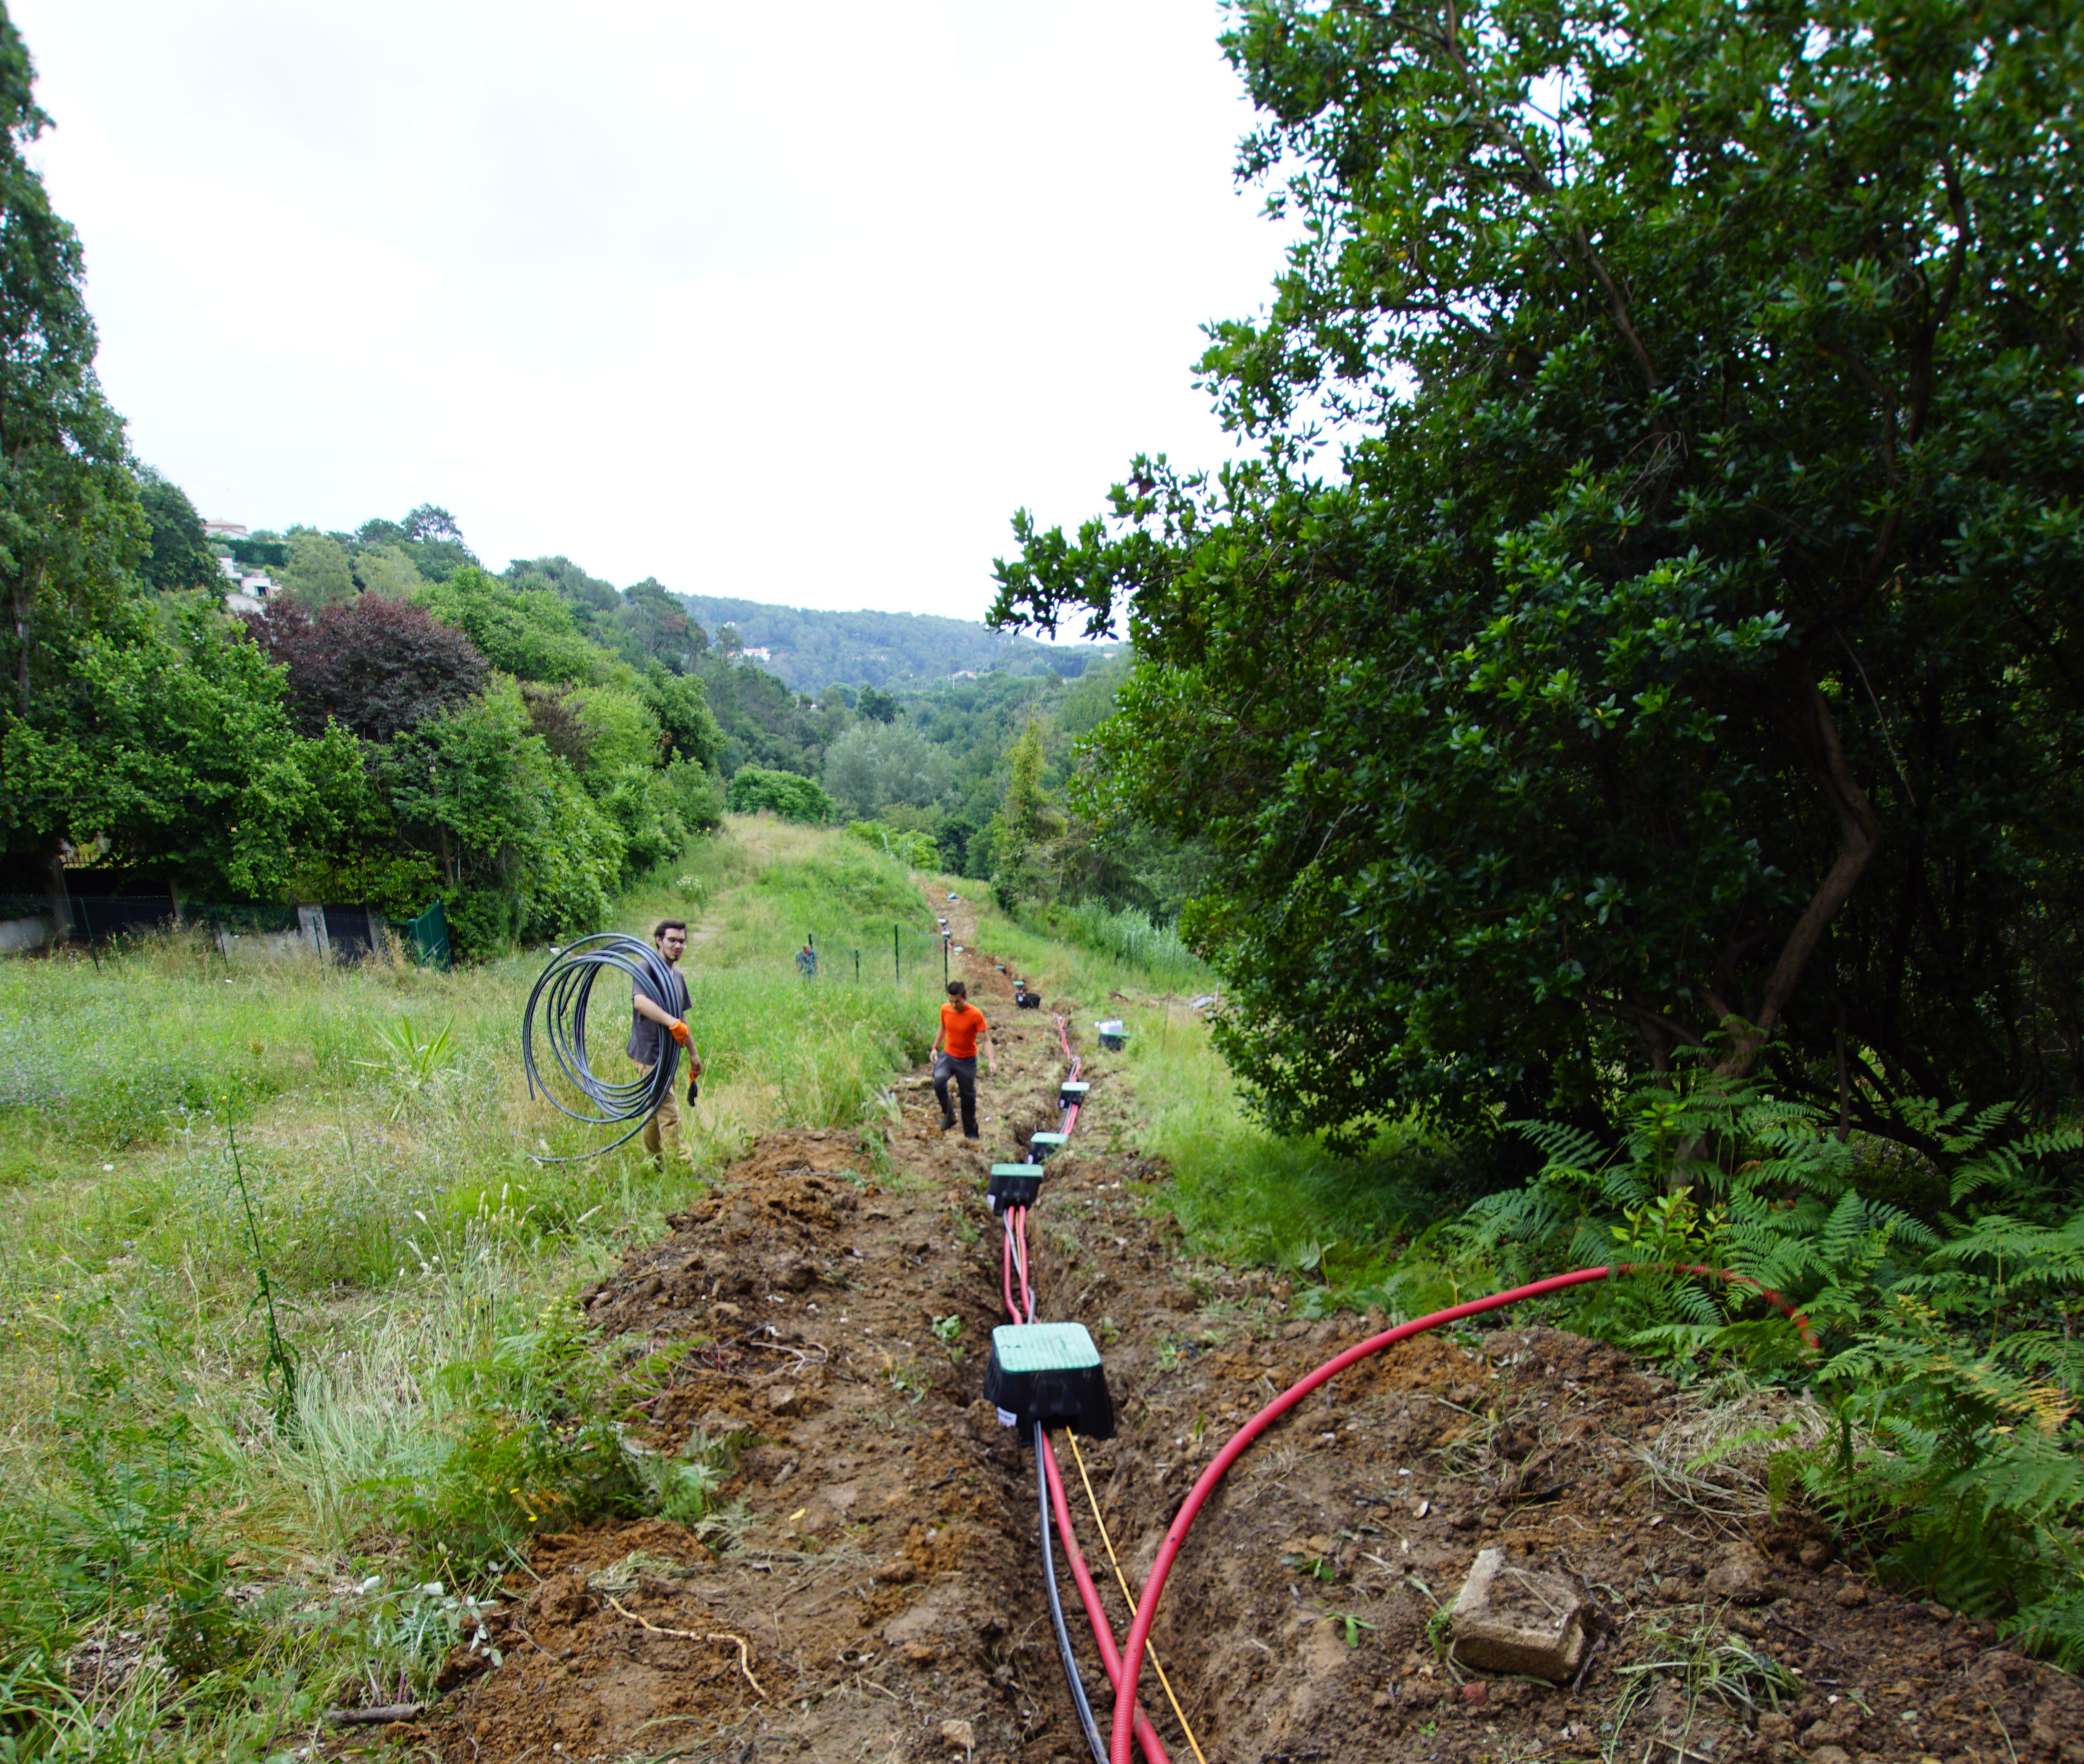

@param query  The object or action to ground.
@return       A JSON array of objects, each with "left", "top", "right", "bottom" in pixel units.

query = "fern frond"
[{"left": 1508, "top": 1117, "right": 1606, "bottom": 1173}]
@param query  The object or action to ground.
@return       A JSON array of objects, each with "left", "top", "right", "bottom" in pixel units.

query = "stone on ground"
[{"left": 1448, "top": 1546, "right": 1590, "bottom": 1681}]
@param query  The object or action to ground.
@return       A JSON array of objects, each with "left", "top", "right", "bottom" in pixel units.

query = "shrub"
[
  {"left": 256, "top": 597, "right": 488, "bottom": 742},
  {"left": 1452, "top": 1074, "right": 2084, "bottom": 1661},
  {"left": 845, "top": 819, "right": 938, "bottom": 869},
  {"left": 727, "top": 767, "right": 834, "bottom": 824},
  {"left": 668, "top": 758, "right": 725, "bottom": 834}
]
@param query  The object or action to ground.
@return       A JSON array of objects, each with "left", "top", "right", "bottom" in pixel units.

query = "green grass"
[
  {"left": 956, "top": 888, "right": 1466, "bottom": 1301},
  {"left": 1029, "top": 898, "right": 1211, "bottom": 993},
  {"left": 0, "top": 816, "right": 949, "bottom": 1758},
  {"left": 951, "top": 889, "right": 1170, "bottom": 1006},
  {"left": 1115, "top": 1002, "right": 1470, "bottom": 1294}
]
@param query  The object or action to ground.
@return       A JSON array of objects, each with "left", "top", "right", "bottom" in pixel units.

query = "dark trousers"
[{"left": 934, "top": 1053, "right": 979, "bottom": 1138}]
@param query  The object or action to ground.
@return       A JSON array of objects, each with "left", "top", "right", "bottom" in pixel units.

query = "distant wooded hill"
[{"left": 677, "top": 595, "right": 1114, "bottom": 692}]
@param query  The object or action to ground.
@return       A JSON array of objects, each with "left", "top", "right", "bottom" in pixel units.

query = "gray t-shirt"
[{"left": 626, "top": 964, "right": 689, "bottom": 1065}]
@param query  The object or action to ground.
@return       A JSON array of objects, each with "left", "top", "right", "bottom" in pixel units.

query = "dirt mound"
[{"left": 390, "top": 898, "right": 2084, "bottom": 1764}]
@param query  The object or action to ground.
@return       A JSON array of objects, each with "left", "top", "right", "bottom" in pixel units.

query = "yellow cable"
[{"left": 1067, "top": 1430, "right": 1209, "bottom": 1764}]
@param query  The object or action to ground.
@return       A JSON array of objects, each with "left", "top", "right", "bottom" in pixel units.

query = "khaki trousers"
[{"left": 639, "top": 1063, "right": 690, "bottom": 1166}]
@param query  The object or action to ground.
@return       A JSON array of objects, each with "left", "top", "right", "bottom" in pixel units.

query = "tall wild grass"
[{"left": 0, "top": 817, "right": 943, "bottom": 1758}]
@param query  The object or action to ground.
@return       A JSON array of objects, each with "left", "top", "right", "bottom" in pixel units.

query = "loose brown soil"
[{"left": 379, "top": 893, "right": 2082, "bottom": 1764}]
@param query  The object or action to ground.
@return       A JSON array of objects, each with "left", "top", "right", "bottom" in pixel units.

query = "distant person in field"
[
  {"left": 931, "top": 978, "right": 994, "bottom": 1141},
  {"left": 796, "top": 939, "right": 818, "bottom": 979},
  {"left": 628, "top": 918, "right": 700, "bottom": 1168}
]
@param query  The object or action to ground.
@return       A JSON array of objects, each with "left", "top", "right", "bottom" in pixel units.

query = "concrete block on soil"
[{"left": 1449, "top": 1547, "right": 1590, "bottom": 1681}]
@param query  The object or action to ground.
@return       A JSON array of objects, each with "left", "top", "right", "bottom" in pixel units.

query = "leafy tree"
[
  {"left": 822, "top": 721, "right": 954, "bottom": 820},
  {"left": 135, "top": 466, "right": 217, "bottom": 594},
  {"left": 418, "top": 565, "right": 599, "bottom": 684},
  {"left": 982, "top": 717, "right": 1063, "bottom": 909},
  {"left": 378, "top": 681, "right": 622, "bottom": 948},
  {"left": 503, "top": 556, "right": 621, "bottom": 654},
  {"left": 992, "top": 0, "right": 2084, "bottom": 1155},
  {"left": 855, "top": 684, "right": 899, "bottom": 724},
  {"left": 665, "top": 756, "right": 725, "bottom": 835},
  {"left": 519, "top": 681, "right": 589, "bottom": 765},
  {"left": 564, "top": 683, "right": 663, "bottom": 775},
  {"left": 592, "top": 763, "right": 686, "bottom": 874},
  {"left": 617, "top": 576, "right": 697, "bottom": 670},
  {"left": 726, "top": 766, "right": 834, "bottom": 824},
  {"left": 256, "top": 596, "right": 488, "bottom": 743},
  {"left": 0, "top": 18, "right": 357, "bottom": 900},
  {"left": 277, "top": 529, "right": 355, "bottom": 609},
  {"left": 0, "top": 11, "right": 141, "bottom": 738},
  {"left": 360, "top": 505, "right": 477, "bottom": 583},
  {"left": 7, "top": 603, "right": 361, "bottom": 897},
  {"left": 638, "top": 661, "right": 724, "bottom": 767},
  {"left": 352, "top": 543, "right": 423, "bottom": 598},
  {"left": 402, "top": 503, "right": 464, "bottom": 546}
]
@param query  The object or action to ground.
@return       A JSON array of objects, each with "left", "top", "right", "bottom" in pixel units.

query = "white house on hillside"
[{"left": 206, "top": 519, "right": 275, "bottom": 614}]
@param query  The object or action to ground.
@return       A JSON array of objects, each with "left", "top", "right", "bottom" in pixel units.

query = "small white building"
[
  {"left": 223, "top": 572, "right": 278, "bottom": 616},
  {"left": 209, "top": 524, "right": 276, "bottom": 614}
]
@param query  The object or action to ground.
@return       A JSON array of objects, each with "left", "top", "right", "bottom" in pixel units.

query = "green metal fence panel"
[{"left": 402, "top": 899, "right": 452, "bottom": 972}]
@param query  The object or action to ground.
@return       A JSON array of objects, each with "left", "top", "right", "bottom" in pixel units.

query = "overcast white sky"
[{"left": 11, "top": 1, "right": 1289, "bottom": 627}]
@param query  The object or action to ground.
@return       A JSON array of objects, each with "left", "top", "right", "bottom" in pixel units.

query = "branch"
[
  {"left": 1608, "top": 1000, "right": 1706, "bottom": 1045},
  {"left": 1575, "top": 226, "right": 1660, "bottom": 394},
  {"left": 1605, "top": 998, "right": 1707, "bottom": 1074},
  {"left": 1718, "top": 675, "right": 1884, "bottom": 1076},
  {"left": 325, "top": 1704, "right": 424, "bottom": 1726},
  {"left": 1930, "top": 151, "right": 1973, "bottom": 347},
  {"left": 1817, "top": 342, "right": 1902, "bottom": 482}
]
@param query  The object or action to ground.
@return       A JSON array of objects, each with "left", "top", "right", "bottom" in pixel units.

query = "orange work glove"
[{"left": 669, "top": 1020, "right": 690, "bottom": 1048}]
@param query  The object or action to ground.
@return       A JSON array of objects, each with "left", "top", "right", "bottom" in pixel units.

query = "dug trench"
[{"left": 399, "top": 893, "right": 2084, "bottom": 1764}]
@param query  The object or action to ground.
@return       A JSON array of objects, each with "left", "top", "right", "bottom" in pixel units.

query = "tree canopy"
[
  {"left": 991, "top": 0, "right": 2084, "bottom": 1156},
  {"left": 257, "top": 595, "right": 489, "bottom": 743},
  {"left": 136, "top": 466, "right": 217, "bottom": 593}
]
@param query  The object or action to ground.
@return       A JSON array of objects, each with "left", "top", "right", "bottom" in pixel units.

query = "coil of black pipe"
[{"left": 521, "top": 932, "right": 683, "bottom": 1162}]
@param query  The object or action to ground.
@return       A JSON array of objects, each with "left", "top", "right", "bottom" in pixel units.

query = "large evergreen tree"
[{"left": 993, "top": 0, "right": 2084, "bottom": 1155}]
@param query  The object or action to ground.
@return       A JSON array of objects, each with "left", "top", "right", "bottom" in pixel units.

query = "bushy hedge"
[{"left": 727, "top": 767, "right": 834, "bottom": 824}]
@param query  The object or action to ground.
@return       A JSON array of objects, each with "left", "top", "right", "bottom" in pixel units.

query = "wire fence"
[
  {"left": 0, "top": 891, "right": 452, "bottom": 970},
  {"left": 791, "top": 924, "right": 981, "bottom": 991}
]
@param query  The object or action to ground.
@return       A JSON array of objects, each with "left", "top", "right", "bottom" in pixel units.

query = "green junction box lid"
[
  {"left": 986, "top": 1163, "right": 1043, "bottom": 1213},
  {"left": 983, "top": 1322, "right": 1115, "bottom": 1441}
]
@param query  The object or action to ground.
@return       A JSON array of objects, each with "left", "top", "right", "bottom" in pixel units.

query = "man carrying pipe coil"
[{"left": 628, "top": 918, "right": 701, "bottom": 1168}]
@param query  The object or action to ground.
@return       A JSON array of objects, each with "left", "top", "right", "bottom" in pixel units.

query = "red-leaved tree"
[{"left": 256, "top": 596, "right": 487, "bottom": 743}]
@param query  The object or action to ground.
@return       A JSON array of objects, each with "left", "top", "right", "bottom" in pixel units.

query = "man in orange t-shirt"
[{"left": 930, "top": 979, "right": 996, "bottom": 1140}]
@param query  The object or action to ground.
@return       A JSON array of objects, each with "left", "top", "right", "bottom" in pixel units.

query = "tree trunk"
[
  {"left": 12, "top": 562, "right": 38, "bottom": 717},
  {"left": 1707, "top": 671, "right": 1885, "bottom": 1080}
]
